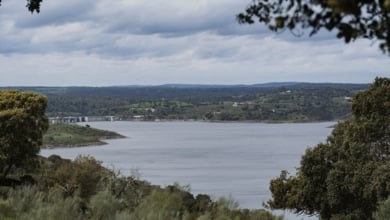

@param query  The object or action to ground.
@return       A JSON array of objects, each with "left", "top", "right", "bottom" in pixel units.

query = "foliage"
[
  {"left": 0, "top": 155, "right": 282, "bottom": 220},
  {"left": 0, "top": 90, "right": 48, "bottom": 181},
  {"left": 130, "top": 185, "right": 283, "bottom": 220},
  {"left": 238, "top": 0, "right": 390, "bottom": 54},
  {"left": 88, "top": 189, "right": 123, "bottom": 220},
  {"left": 30, "top": 84, "right": 366, "bottom": 122},
  {"left": 374, "top": 196, "right": 390, "bottom": 220},
  {"left": 49, "top": 155, "right": 106, "bottom": 200},
  {"left": 0, "top": 186, "right": 83, "bottom": 220},
  {"left": 42, "top": 123, "right": 124, "bottom": 148},
  {"left": 267, "top": 77, "right": 390, "bottom": 219},
  {"left": 130, "top": 186, "right": 187, "bottom": 220}
]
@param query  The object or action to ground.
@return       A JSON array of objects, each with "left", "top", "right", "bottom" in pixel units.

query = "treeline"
[
  {"left": 5, "top": 83, "right": 368, "bottom": 122},
  {"left": 5, "top": 82, "right": 367, "bottom": 101},
  {"left": 0, "top": 155, "right": 281, "bottom": 220}
]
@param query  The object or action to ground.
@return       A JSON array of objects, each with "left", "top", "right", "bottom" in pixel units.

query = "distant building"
[
  {"left": 133, "top": 115, "right": 144, "bottom": 120},
  {"left": 49, "top": 116, "right": 115, "bottom": 124},
  {"left": 344, "top": 96, "right": 353, "bottom": 102}
]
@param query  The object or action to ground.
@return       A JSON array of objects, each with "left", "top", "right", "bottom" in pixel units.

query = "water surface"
[{"left": 41, "top": 121, "right": 334, "bottom": 219}]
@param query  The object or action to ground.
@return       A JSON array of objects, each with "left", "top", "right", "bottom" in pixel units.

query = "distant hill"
[
  {"left": 1, "top": 83, "right": 369, "bottom": 122},
  {"left": 1, "top": 82, "right": 369, "bottom": 96}
]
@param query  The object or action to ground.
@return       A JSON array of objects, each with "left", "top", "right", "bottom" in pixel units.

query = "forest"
[{"left": 3, "top": 83, "right": 368, "bottom": 122}]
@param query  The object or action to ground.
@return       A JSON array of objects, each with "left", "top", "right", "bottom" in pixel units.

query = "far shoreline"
[{"left": 79, "top": 118, "right": 339, "bottom": 124}]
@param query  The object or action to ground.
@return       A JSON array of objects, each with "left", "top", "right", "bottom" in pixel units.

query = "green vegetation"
[
  {"left": 119, "top": 88, "right": 355, "bottom": 122},
  {"left": 42, "top": 123, "right": 125, "bottom": 148},
  {"left": 9, "top": 83, "right": 367, "bottom": 122},
  {"left": 374, "top": 196, "right": 390, "bottom": 220},
  {"left": 267, "top": 77, "right": 390, "bottom": 219},
  {"left": 0, "top": 155, "right": 282, "bottom": 220},
  {"left": 0, "top": 90, "right": 48, "bottom": 186}
]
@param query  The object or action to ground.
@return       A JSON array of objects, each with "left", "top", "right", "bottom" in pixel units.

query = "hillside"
[{"left": 2, "top": 83, "right": 369, "bottom": 122}]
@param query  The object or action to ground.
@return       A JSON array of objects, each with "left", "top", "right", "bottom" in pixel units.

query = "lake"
[{"left": 41, "top": 121, "right": 334, "bottom": 219}]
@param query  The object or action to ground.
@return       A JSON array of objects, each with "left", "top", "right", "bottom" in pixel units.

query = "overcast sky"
[{"left": 0, "top": 0, "right": 388, "bottom": 86}]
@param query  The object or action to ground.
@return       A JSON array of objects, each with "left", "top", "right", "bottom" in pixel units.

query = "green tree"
[
  {"left": 52, "top": 155, "right": 105, "bottom": 200},
  {"left": 238, "top": 0, "right": 390, "bottom": 54},
  {"left": 267, "top": 77, "right": 390, "bottom": 219},
  {"left": 0, "top": 90, "right": 48, "bottom": 186}
]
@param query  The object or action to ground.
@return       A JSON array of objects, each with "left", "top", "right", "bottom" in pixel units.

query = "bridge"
[{"left": 49, "top": 116, "right": 116, "bottom": 124}]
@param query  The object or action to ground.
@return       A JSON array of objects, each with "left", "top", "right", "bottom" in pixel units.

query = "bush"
[{"left": 0, "top": 186, "right": 83, "bottom": 220}]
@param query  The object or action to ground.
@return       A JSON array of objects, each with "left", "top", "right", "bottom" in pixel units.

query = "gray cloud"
[{"left": 0, "top": 0, "right": 388, "bottom": 86}]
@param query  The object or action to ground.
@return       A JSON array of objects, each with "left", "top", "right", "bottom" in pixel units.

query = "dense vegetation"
[
  {"left": 0, "top": 91, "right": 48, "bottom": 187},
  {"left": 0, "top": 155, "right": 282, "bottom": 220},
  {"left": 42, "top": 123, "right": 125, "bottom": 148},
  {"left": 267, "top": 77, "right": 390, "bottom": 219},
  {"left": 5, "top": 83, "right": 368, "bottom": 122}
]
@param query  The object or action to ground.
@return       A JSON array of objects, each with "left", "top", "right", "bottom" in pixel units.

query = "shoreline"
[
  {"left": 42, "top": 123, "right": 126, "bottom": 149},
  {"left": 88, "top": 118, "right": 339, "bottom": 124},
  {"left": 41, "top": 136, "right": 126, "bottom": 149}
]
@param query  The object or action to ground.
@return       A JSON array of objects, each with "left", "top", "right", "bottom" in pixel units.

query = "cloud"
[
  {"left": 8, "top": 0, "right": 95, "bottom": 28},
  {"left": 92, "top": 0, "right": 246, "bottom": 34},
  {"left": 0, "top": 0, "right": 388, "bottom": 86},
  {"left": 0, "top": 35, "right": 387, "bottom": 86}
]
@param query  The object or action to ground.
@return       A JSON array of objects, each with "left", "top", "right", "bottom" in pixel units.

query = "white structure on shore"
[{"left": 49, "top": 116, "right": 116, "bottom": 124}]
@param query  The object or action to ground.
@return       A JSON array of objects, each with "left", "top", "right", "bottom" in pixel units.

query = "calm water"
[{"left": 41, "top": 121, "right": 334, "bottom": 219}]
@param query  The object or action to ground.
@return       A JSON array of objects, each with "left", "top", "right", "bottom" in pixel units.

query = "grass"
[{"left": 42, "top": 123, "right": 125, "bottom": 148}]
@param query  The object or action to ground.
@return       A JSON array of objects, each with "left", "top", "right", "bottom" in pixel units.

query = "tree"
[
  {"left": 52, "top": 155, "right": 105, "bottom": 200},
  {"left": 237, "top": 0, "right": 390, "bottom": 54},
  {"left": 267, "top": 77, "right": 390, "bottom": 219},
  {"left": 0, "top": 90, "right": 48, "bottom": 186},
  {"left": 0, "top": 0, "right": 42, "bottom": 13}
]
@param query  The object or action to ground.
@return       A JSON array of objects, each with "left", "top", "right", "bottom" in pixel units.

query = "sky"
[{"left": 0, "top": 0, "right": 388, "bottom": 86}]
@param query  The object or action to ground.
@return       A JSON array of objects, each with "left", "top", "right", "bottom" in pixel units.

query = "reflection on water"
[{"left": 41, "top": 121, "right": 334, "bottom": 220}]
